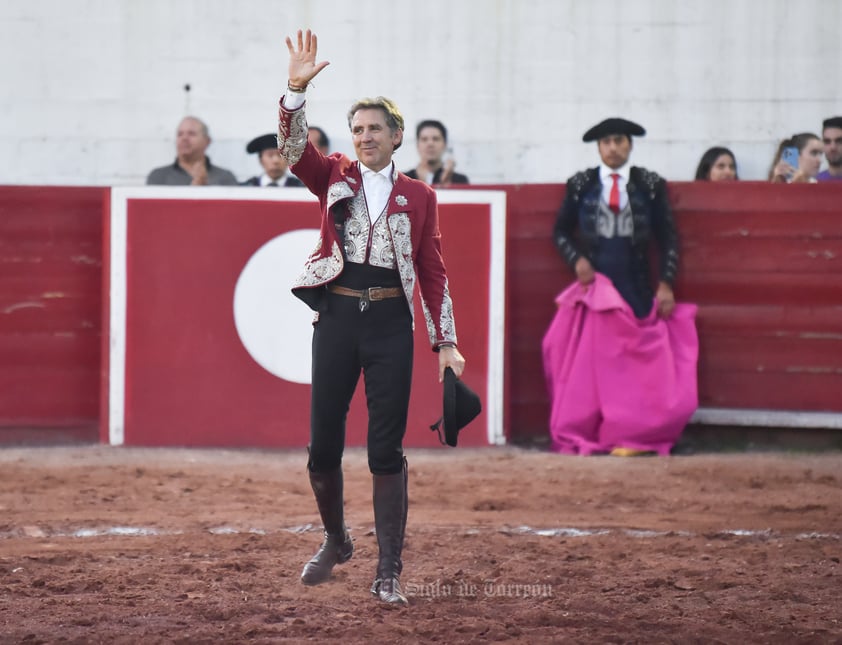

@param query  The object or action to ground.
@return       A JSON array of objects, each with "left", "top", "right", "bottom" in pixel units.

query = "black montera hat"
[
  {"left": 429, "top": 367, "right": 482, "bottom": 447},
  {"left": 582, "top": 118, "right": 646, "bottom": 142},
  {"left": 246, "top": 133, "right": 278, "bottom": 154}
]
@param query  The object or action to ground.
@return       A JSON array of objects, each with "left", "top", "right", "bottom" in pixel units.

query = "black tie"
[{"left": 268, "top": 181, "right": 279, "bottom": 187}]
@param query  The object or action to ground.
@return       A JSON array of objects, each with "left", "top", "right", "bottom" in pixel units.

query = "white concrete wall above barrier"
[{"left": 1, "top": 0, "right": 839, "bottom": 186}]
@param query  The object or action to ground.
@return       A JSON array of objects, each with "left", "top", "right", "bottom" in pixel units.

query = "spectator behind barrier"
[
  {"left": 768, "top": 133, "right": 823, "bottom": 184},
  {"left": 403, "top": 119, "right": 469, "bottom": 187},
  {"left": 308, "top": 126, "right": 331, "bottom": 155},
  {"left": 146, "top": 116, "right": 238, "bottom": 186},
  {"left": 694, "top": 147, "right": 738, "bottom": 181},
  {"left": 818, "top": 116, "right": 842, "bottom": 182}
]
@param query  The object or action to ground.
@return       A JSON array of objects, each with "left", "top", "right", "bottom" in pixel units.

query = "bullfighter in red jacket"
[{"left": 278, "top": 29, "right": 466, "bottom": 606}]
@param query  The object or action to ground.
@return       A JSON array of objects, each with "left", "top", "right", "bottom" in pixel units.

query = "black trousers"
[{"left": 308, "top": 291, "right": 414, "bottom": 475}]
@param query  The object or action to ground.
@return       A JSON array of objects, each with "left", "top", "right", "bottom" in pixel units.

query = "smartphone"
[{"left": 781, "top": 146, "right": 799, "bottom": 169}]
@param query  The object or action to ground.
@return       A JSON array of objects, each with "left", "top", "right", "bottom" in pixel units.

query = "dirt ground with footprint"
[{"left": 0, "top": 446, "right": 840, "bottom": 643}]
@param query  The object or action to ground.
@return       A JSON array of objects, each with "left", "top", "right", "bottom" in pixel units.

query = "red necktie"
[{"left": 609, "top": 173, "right": 621, "bottom": 213}]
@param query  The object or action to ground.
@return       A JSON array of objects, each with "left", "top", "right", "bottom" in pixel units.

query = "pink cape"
[{"left": 541, "top": 274, "right": 699, "bottom": 455}]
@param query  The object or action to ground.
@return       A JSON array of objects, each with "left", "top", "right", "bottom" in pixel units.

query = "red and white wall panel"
[{"left": 104, "top": 187, "right": 507, "bottom": 448}]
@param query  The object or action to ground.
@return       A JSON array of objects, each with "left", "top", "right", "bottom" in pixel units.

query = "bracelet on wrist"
[{"left": 287, "top": 81, "right": 307, "bottom": 93}]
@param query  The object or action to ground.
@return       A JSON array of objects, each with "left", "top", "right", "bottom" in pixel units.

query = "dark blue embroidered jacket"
[{"left": 553, "top": 166, "right": 679, "bottom": 315}]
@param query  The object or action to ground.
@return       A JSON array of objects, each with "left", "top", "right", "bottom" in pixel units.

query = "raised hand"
[
  {"left": 186, "top": 159, "right": 208, "bottom": 185},
  {"left": 439, "top": 155, "right": 455, "bottom": 186},
  {"left": 771, "top": 160, "right": 795, "bottom": 183},
  {"left": 285, "top": 29, "right": 330, "bottom": 88}
]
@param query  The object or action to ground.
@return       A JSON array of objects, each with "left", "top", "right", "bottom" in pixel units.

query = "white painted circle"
[{"left": 233, "top": 229, "right": 320, "bottom": 383}]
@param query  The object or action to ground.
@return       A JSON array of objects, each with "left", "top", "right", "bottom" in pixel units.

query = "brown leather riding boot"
[
  {"left": 370, "top": 459, "right": 408, "bottom": 605},
  {"left": 300, "top": 467, "right": 354, "bottom": 585}
]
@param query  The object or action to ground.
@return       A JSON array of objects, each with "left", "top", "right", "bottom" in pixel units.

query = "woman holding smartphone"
[{"left": 768, "top": 132, "right": 823, "bottom": 183}]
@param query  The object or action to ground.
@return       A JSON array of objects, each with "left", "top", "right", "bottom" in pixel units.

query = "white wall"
[{"left": 1, "top": 0, "right": 839, "bottom": 185}]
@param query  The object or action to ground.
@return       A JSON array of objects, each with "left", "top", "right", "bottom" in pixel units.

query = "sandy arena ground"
[{"left": 0, "top": 445, "right": 840, "bottom": 644}]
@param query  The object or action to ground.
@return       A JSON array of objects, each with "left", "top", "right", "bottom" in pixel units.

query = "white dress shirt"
[
  {"left": 259, "top": 171, "right": 296, "bottom": 187},
  {"left": 360, "top": 163, "right": 393, "bottom": 223},
  {"left": 599, "top": 163, "right": 630, "bottom": 211}
]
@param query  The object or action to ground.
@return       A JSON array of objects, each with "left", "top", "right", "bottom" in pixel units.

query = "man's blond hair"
[{"left": 347, "top": 97, "right": 405, "bottom": 151}]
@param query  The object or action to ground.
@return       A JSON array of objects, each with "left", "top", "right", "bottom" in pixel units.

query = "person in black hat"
[
  {"left": 241, "top": 133, "right": 304, "bottom": 187},
  {"left": 547, "top": 117, "right": 685, "bottom": 457},
  {"left": 553, "top": 117, "right": 678, "bottom": 319}
]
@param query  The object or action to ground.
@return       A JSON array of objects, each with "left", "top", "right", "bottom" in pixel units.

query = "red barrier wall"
[
  {"left": 1, "top": 183, "right": 840, "bottom": 445},
  {"left": 497, "top": 182, "right": 842, "bottom": 441},
  {"left": 0, "top": 186, "right": 107, "bottom": 443}
]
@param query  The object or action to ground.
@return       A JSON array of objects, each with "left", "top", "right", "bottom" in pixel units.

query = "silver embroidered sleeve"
[
  {"left": 420, "top": 287, "right": 457, "bottom": 347},
  {"left": 437, "top": 281, "right": 457, "bottom": 344},
  {"left": 277, "top": 107, "right": 308, "bottom": 165},
  {"left": 421, "top": 299, "right": 437, "bottom": 345}
]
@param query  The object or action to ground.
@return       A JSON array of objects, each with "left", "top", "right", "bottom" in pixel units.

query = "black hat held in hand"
[
  {"left": 430, "top": 367, "right": 482, "bottom": 447},
  {"left": 582, "top": 118, "right": 646, "bottom": 142}
]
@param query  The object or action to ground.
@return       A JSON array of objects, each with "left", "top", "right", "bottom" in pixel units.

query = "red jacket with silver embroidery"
[{"left": 277, "top": 99, "right": 457, "bottom": 349}]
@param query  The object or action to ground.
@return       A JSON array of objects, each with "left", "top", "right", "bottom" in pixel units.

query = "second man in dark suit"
[{"left": 553, "top": 117, "right": 678, "bottom": 319}]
